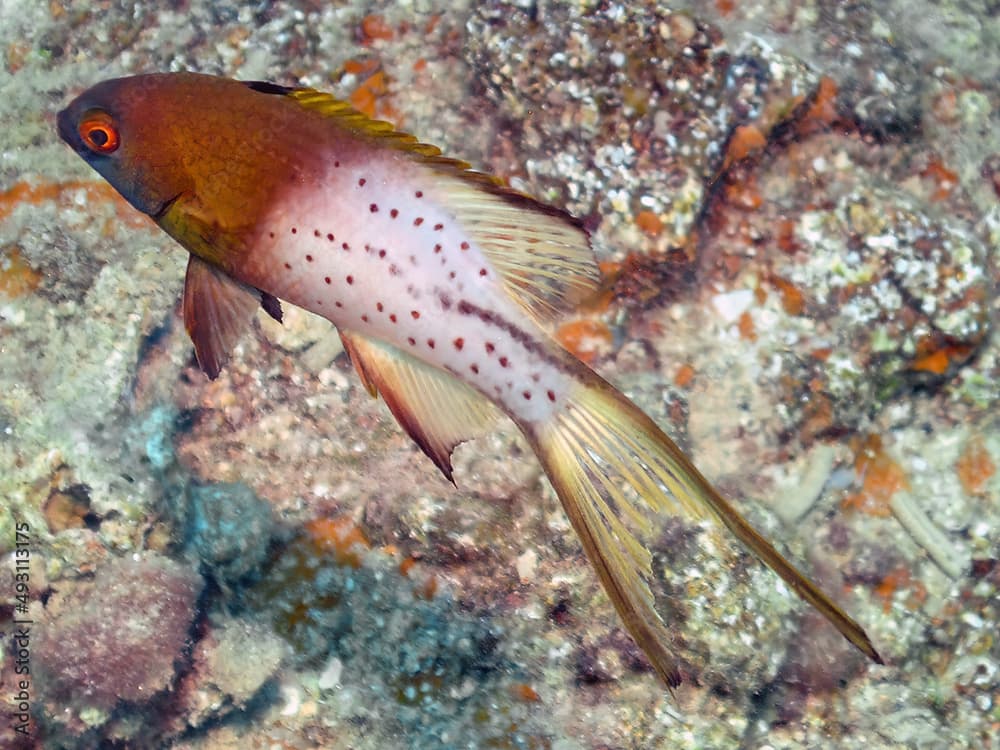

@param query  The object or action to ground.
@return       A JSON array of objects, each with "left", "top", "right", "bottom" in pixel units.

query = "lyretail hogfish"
[{"left": 57, "top": 73, "right": 882, "bottom": 687}]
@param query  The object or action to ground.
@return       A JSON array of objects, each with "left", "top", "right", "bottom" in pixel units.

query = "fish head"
[{"left": 58, "top": 74, "right": 198, "bottom": 219}]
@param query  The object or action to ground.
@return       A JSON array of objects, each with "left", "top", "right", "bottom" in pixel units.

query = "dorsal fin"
[
  {"left": 281, "top": 86, "right": 602, "bottom": 327},
  {"left": 419, "top": 173, "right": 601, "bottom": 326}
]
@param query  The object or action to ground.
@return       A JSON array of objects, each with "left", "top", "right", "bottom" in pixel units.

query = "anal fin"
[{"left": 339, "top": 330, "right": 499, "bottom": 482}]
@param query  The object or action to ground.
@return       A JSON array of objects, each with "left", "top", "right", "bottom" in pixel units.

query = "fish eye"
[{"left": 78, "top": 110, "right": 120, "bottom": 154}]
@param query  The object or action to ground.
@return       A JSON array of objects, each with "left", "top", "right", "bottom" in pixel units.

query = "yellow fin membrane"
[
  {"left": 526, "top": 370, "right": 883, "bottom": 686},
  {"left": 340, "top": 330, "right": 499, "bottom": 482}
]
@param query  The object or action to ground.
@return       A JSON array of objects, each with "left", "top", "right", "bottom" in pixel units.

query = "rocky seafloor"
[{"left": 1, "top": 1, "right": 997, "bottom": 749}]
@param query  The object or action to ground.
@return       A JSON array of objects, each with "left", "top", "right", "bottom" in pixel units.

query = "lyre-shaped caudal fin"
[{"left": 523, "top": 367, "right": 883, "bottom": 687}]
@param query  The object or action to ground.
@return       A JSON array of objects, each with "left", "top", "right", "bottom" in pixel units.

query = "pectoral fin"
[
  {"left": 182, "top": 255, "right": 282, "bottom": 378},
  {"left": 339, "top": 330, "right": 499, "bottom": 482}
]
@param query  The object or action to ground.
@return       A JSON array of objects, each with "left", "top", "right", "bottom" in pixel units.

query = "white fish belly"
[{"left": 249, "top": 156, "right": 573, "bottom": 424}]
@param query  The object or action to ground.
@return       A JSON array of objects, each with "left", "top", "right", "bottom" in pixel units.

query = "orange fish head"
[{"left": 58, "top": 74, "right": 200, "bottom": 218}]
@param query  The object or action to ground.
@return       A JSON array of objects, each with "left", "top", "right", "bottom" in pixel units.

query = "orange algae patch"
[
  {"left": 737, "top": 310, "right": 756, "bottom": 341},
  {"left": 955, "top": 436, "right": 996, "bottom": 495},
  {"left": 674, "top": 362, "right": 696, "bottom": 388},
  {"left": 347, "top": 65, "right": 402, "bottom": 124},
  {"left": 769, "top": 275, "right": 806, "bottom": 315},
  {"left": 509, "top": 683, "right": 541, "bottom": 702},
  {"left": 775, "top": 218, "right": 800, "bottom": 254},
  {"left": 555, "top": 319, "right": 612, "bottom": 364},
  {"left": 360, "top": 13, "right": 394, "bottom": 42},
  {"left": 304, "top": 517, "right": 370, "bottom": 568},
  {"left": 0, "top": 180, "right": 61, "bottom": 222},
  {"left": 715, "top": 0, "right": 736, "bottom": 16},
  {"left": 874, "top": 566, "right": 928, "bottom": 613},
  {"left": 725, "top": 124, "right": 767, "bottom": 166},
  {"left": 0, "top": 247, "right": 41, "bottom": 298},
  {"left": 842, "top": 435, "right": 909, "bottom": 517},
  {"left": 350, "top": 69, "right": 387, "bottom": 118},
  {"left": 911, "top": 349, "right": 950, "bottom": 375},
  {"left": 722, "top": 172, "right": 763, "bottom": 210},
  {"left": 343, "top": 57, "right": 380, "bottom": 76},
  {"left": 798, "top": 77, "right": 839, "bottom": 134},
  {"left": 635, "top": 210, "right": 664, "bottom": 236},
  {"left": 0, "top": 179, "right": 150, "bottom": 229},
  {"left": 920, "top": 157, "right": 959, "bottom": 202},
  {"left": 910, "top": 337, "right": 974, "bottom": 375},
  {"left": 399, "top": 556, "right": 439, "bottom": 600}
]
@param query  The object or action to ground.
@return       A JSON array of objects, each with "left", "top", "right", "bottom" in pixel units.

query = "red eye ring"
[{"left": 78, "top": 110, "right": 120, "bottom": 154}]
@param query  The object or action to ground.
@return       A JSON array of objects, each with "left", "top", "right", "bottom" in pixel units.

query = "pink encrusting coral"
[{"left": 35, "top": 553, "right": 203, "bottom": 719}]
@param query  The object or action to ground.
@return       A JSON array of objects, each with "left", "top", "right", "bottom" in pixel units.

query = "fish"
[{"left": 57, "top": 72, "right": 882, "bottom": 687}]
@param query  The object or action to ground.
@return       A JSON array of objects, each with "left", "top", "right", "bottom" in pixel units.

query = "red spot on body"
[
  {"left": 342, "top": 242, "right": 350, "bottom": 251},
  {"left": 327, "top": 233, "right": 335, "bottom": 241},
  {"left": 269, "top": 231, "right": 275, "bottom": 239},
  {"left": 485, "top": 343, "right": 495, "bottom": 354},
  {"left": 361, "top": 314, "right": 369, "bottom": 322},
  {"left": 335, "top": 301, "right": 343, "bottom": 308},
  {"left": 460, "top": 241, "right": 470, "bottom": 250},
  {"left": 283, "top": 262, "right": 291, "bottom": 270},
  {"left": 433, "top": 223, "right": 444, "bottom": 231},
  {"left": 414, "top": 217, "right": 424, "bottom": 226},
  {"left": 547, "top": 390, "right": 556, "bottom": 402},
  {"left": 358, "top": 178, "right": 366, "bottom": 186},
  {"left": 369, "top": 203, "right": 379, "bottom": 213},
  {"left": 378, "top": 249, "right": 386, "bottom": 258},
  {"left": 389, "top": 314, "right": 397, "bottom": 323},
  {"left": 407, "top": 337, "right": 416, "bottom": 346},
  {"left": 434, "top": 244, "right": 442, "bottom": 253},
  {"left": 411, "top": 310, "right": 420, "bottom": 319},
  {"left": 522, "top": 391, "right": 531, "bottom": 400},
  {"left": 291, "top": 227, "right": 297, "bottom": 234},
  {"left": 390, "top": 208, "right": 398, "bottom": 218},
  {"left": 470, "top": 364, "right": 479, "bottom": 374},
  {"left": 453, "top": 337, "right": 464, "bottom": 350},
  {"left": 324, "top": 276, "right": 331, "bottom": 284},
  {"left": 427, "top": 339, "right": 435, "bottom": 348},
  {"left": 479, "top": 268, "right": 487, "bottom": 277},
  {"left": 306, "top": 254, "right": 313, "bottom": 262},
  {"left": 314, "top": 229, "right": 321, "bottom": 237},
  {"left": 377, "top": 302, "right": 384, "bottom": 312},
  {"left": 499, "top": 357, "right": 509, "bottom": 368},
  {"left": 415, "top": 190, "right": 423, "bottom": 198},
  {"left": 448, "top": 271, "right": 456, "bottom": 279},
  {"left": 346, "top": 275, "right": 354, "bottom": 285}
]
